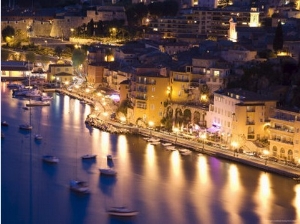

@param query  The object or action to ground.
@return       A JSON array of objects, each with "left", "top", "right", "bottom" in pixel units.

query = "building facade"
[{"left": 268, "top": 108, "right": 300, "bottom": 162}]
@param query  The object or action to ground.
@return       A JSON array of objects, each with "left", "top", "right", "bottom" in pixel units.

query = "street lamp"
[
  {"left": 200, "top": 132, "right": 206, "bottom": 152},
  {"left": 149, "top": 121, "right": 154, "bottom": 137},
  {"left": 263, "top": 149, "right": 269, "bottom": 165},
  {"left": 173, "top": 127, "right": 179, "bottom": 144},
  {"left": 231, "top": 141, "right": 238, "bottom": 157}
]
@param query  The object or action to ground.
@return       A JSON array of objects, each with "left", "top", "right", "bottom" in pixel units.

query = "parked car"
[
  {"left": 286, "top": 161, "right": 297, "bottom": 167},
  {"left": 244, "top": 151, "right": 255, "bottom": 156},
  {"left": 278, "top": 159, "right": 287, "bottom": 165},
  {"left": 221, "top": 145, "right": 229, "bottom": 150},
  {"left": 268, "top": 156, "right": 278, "bottom": 162}
]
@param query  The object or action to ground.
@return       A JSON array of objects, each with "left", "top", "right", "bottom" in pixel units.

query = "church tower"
[{"left": 228, "top": 17, "right": 237, "bottom": 42}]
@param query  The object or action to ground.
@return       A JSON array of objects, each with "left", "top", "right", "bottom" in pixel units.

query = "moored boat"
[
  {"left": 106, "top": 206, "right": 139, "bottom": 217},
  {"left": 69, "top": 180, "right": 90, "bottom": 194},
  {"left": 99, "top": 168, "right": 117, "bottom": 176},
  {"left": 42, "top": 155, "right": 59, "bottom": 163},
  {"left": 19, "top": 124, "right": 33, "bottom": 130},
  {"left": 1, "top": 121, "right": 9, "bottom": 126},
  {"left": 81, "top": 154, "right": 97, "bottom": 159},
  {"left": 26, "top": 101, "right": 50, "bottom": 107},
  {"left": 35, "top": 134, "right": 43, "bottom": 140}
]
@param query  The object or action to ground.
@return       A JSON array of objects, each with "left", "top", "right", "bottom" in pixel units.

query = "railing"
[
  {"left": 269, "top": 138, "right": 294, "bottom": 145},
  {"left": 135, "top": 80, "right": 156, "bottom": 85},
  {"left": 269, "top": 126, "right": 294, "bottom": 133}
]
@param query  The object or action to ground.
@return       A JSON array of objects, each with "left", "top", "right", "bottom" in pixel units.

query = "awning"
[{"left": 206, "top": 127, "right": 220, "bottom": 133}]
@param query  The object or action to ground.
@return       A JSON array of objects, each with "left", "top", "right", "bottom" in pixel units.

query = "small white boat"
[
  {"left": 165, "top": 146, "right": 176, "bottom": 151},
  {"left": 42, "top": 155, "right": 59, "bottom": 163},
  {"left": 162, "top": 142, "right": 172, "bottom": 146},
  {"left": 147, "top": 137, "right": 160, "bottom": 142},
  {"left": 69, "top": 180, "right": 90, "bottom": 194},
  {"left": 26, "top": 101, "right": 50, "bottom": 107},
  {"left": 19, "top": 124, "right": 33, "bottom": 130},
  {"left": 25, "top": 89, "right": 41, "bottom": 97},
  {"left": 293, "top": 177, "right": 300, "bottom": 182},
  {"left": 106, "top": 206, "right": 139, "bottom": 217},
  {"left": 35, "top": 134, "right": 43, "bottom": 140},
  {"left": 178, "top": 148, "right": 192, "bottom": 155},
  {"left": 81, "top": 154, "right": 97, "bottom": 159},
  {"left": 99, "top": 168, "right": 117, "bottom": 176},
  {"left": 150, "top": 141, "right": 160, "bottom": 145},
  {"left": 1, "top": 121, "right": 9, "bottom": 126},
  {"left": 40, "top": 95, "right": 53, "bottom": 101}
]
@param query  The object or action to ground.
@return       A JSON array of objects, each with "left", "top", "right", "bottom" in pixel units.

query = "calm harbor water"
[{"left": 1, "top": 83, "right": 300, "bottom": 224}]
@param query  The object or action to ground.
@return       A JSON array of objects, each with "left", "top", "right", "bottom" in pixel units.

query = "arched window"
[
  {"left": 287, "top": 150, "right": 293, "bottom": 161},
  {"left": 272, "top": 146, "right": 277, "bottom": 157},
  {"left": 280, "top": 148, "right": 285, "bottom": 159}
]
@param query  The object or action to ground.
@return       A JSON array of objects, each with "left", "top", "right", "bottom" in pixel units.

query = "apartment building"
[
  {"left": 150, "top": 6, "right": 264, "bottom": 39},
  {"left": 127, "top": 65, "right": 169, "bottom": 127},
  {"left": 208, "top": 88, "right": 277, "bottom": 148},
  {"left": 47, "top": 64, "right": 74, "bottom": 83},
  {"left": 268, "top": 108, "right": 300, "bottom": 162}
]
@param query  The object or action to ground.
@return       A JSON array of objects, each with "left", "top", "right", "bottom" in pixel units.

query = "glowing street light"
[
  {"left": 200, "top": 132, "right": 207, "bottom": 152},
  {"left": 231, "top": 141, "right": 238, "bottom": 157},
  {"left": 149, "top": 121, "right": 154, "bottom": 137},
  {"left": 263, "top": 149, "right": 269, "bottom": 165}
]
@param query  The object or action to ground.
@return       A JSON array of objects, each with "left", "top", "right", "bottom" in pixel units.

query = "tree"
[
  {"left": 1, "top": 50, "right": 10, "bottom": 61},
  {"left": 273, "top": 21, "right": 283, "bottom": 53},
  {"left": 54, "top": 46, "right": 63, "bottom": 58},
  {"left": 72, "top": 49, "right": 86, "bottom": 67},
  {"left": 86, "top": 19, "right": 94, "bottom": 36},
  {"left": 25, "top": 51, "right": 36, "bottom": 63},
  {"left": 2, "top": 25, "right": 15, "bottom": 42}
]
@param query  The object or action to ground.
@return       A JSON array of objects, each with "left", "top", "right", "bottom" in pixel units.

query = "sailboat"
[
  {"left": 99, "top": 155, "right": 117, "bottom": 176},
  {"left": 106, "top": 206, "right": 139, "bottom": 217},
  {"left": 106, "top": 174, "right": 138, "bottom": 217},
  {"left": 42, "top": 155, "right": 59, "bottom": 163},
  {"left": 81, "top": 146, "right": 97, "bottom": 159},
  {"left": 34, "top": 107, "right": 43, "bottom": 141},
  {"left": 19, "top": 101, "right": 33, "bottom": 131},
  {"left": 70, "top": 140, "right": 90, "bottom": 194}
]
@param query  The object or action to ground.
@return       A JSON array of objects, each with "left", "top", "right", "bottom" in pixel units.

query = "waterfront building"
[
  {"left": 47, "top": 64, "right": 74, "bottom": 83},
  {"left": 268, "top": 107, "right": 300, "bottom": 162},
  {"left": 149, "top": 6, "right": 264, "bottom": 40},
  {"left": 127, "top": 64, "right": 169, "bottom": 127},
  {"left": 1, "top": 61, "right": 31, "bottom": 78},
  {"left": 87, "top": 62, "right": 109, "bottom": 85},
  {"left": 208, "top": 88, "right": 277, "bottom": 148}
]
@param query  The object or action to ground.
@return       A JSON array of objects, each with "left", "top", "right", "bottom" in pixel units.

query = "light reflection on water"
[
  {"left": 2, "top": 83, "right": 300, "bottom": 224},
  {"left": 255, "top": 173, "right": 273, "bottom": 224},
  {"left": 294, "top": 185, "right": 300, "bottom": 221},
  {"left": 222, "top": 164, "right": 243, "bottom": 224}
]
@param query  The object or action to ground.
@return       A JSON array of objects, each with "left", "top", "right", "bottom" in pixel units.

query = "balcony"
[
  {"left": 269, "top": 126, "right": 294, "bottom": 136},
  {"left": 135, "top": 95, "right": 147, "bottom": 101},
  {"left": 136, "top": 87, "right": 147, "bottom": 93},
  {"left": 269, "top": 138, "right": 294, "bottom": 145},
  {"left": 246, "top": 121, "right": 255, "bottom": 125},
  {"left": 136, "top": 80, "right": 156, "bottom": 85}
]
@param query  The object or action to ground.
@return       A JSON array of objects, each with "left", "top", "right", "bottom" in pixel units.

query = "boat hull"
[{"left": 107, "top": 207, "right": 138, "bottom": 217}]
